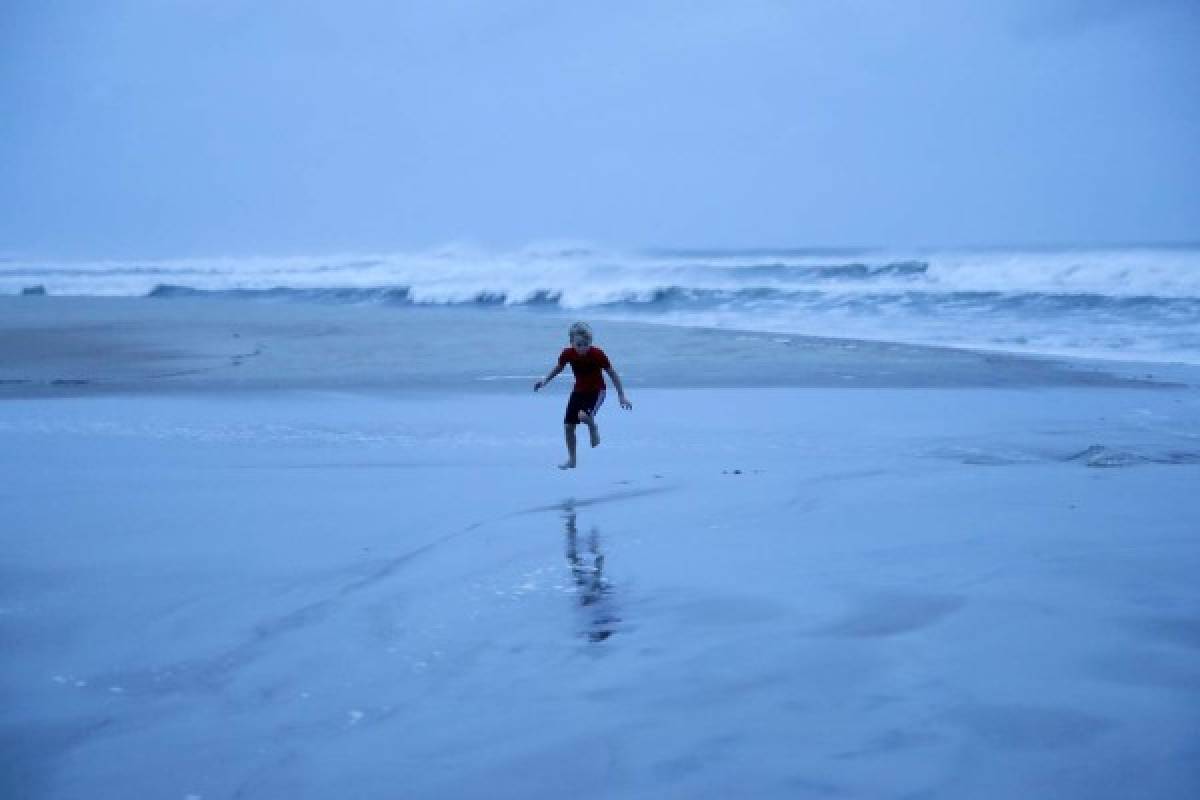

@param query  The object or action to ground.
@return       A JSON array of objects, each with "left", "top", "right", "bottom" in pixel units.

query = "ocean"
[{"left": 4, "top": 244, "right": 1199, "bottom": 365}]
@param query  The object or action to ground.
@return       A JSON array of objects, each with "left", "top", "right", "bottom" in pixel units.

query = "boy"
[{"left": 534, "top": 322, "right": 633, "bottom": 469}]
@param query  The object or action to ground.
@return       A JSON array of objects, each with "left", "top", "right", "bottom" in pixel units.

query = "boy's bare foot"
[
  {"left": 558, "top": 461, "right": 576, "bottom": 470},
  {"left": 588, "top": 426, "right": 600, "bottom": 448}
]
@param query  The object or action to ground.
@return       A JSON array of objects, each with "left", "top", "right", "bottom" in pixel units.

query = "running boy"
[{"left": 534, "top": 322, "right": 633, "bottom": 469}]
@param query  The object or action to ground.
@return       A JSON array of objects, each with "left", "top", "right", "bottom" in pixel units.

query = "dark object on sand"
[{"left": 22, "top": 285, "right": 48, "bottom": 296}]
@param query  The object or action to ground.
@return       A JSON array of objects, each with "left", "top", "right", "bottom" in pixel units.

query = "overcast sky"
[{"left": 2, "top": 0, "right": 1197, "bottom": 257}]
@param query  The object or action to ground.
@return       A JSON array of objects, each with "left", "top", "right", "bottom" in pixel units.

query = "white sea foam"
[{"left": 4, "top": 244, "right": 1199, "bottom": 363}]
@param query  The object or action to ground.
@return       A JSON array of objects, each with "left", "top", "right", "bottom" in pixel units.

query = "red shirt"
[{"left": 558, "top": 346, "right": 611, "bottom": 392}]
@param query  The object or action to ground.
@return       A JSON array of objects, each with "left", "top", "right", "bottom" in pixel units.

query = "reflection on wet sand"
[{"left": 563, "top": 503, "right": 619, "bottom": 642}]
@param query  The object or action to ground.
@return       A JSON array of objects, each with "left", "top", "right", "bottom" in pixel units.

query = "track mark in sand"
[
  {"left": 933, "top": 442, "right": 1200, "bottom": 469},
  {"left": 521, "top": 485, "right": 674, "bottom": 515},
  {"left": 929, "top": 446, "right": 1039, "bottom": 466},
  {"left": 834, "top": 729, "right": 943, "bottom": 760},
  {"left": 236, "top": 461, "right": 441, "bottom": 471},
  {"left": 1065, "top": 444, "right": 1200, "bottom": 467},
  {"left": 1126, "top": 616, "right": 1200, "bottom": 650},
  {"left": 947, "top": 704, "right": 1113, "bottom": 750},
  {"left": 819, "top": 592, "right": 964, "bottom": 638},
  {"left": 80, "top": 517, "right": 492, "bottom": 698},
  {"left": 79, "top": 487, "right": 667, "bottom": 696},
  {"left": 0, "top": 716, "right": 118, "bottom": 795},
  {"left": 804, "top": 468, "right": 891, "bottom": 485},
  {"left": 144, "top": 344, "right": 265, "bottom": 380},
  {"left": 1066, "top": 445, "right": 1146, "bottom": 468},
  {"left": 230, "top": 345, "right": 263, "bottom": 367},
  {"left": 787, "top": 469, "right": 890, "bottom": 511},
  {"left": 1085, "top": 650, "right": 1200, "bottom": 692}
]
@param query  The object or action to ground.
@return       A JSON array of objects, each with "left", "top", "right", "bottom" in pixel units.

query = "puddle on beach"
[{"left": 562, "top": 502, "right": 619, "bottom": 643}]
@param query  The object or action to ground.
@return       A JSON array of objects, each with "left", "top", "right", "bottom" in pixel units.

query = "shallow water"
[{"left": 2, "top": 386, "right": 1198, "bottom": 798}]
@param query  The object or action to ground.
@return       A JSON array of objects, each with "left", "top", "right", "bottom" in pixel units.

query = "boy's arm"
[
  {"left": 534, "top": 363, "right": 564, "bottom": 391},
  {"left": 604, "top": 367, "right": 633, "bottom": 410}
]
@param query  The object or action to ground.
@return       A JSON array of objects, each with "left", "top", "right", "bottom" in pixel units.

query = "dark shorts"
[{"left": 564, "top": 389, "right": 606, "bottom": 425}]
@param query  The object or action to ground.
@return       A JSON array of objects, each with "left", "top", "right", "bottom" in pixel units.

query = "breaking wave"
[{"left": 4, "top": 244, "right": 1199, "bottom": 364}]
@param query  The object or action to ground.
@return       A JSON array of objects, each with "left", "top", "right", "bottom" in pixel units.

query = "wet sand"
[
  {"left": 0, "top": 296, "right": 1182, "bottom": 398},
  {"left": 3, "top": 295, "right": 1199, "bottom": 798}
]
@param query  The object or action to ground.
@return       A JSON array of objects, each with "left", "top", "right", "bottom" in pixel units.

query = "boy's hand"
[{"left": 620, "top": 395, "right": 633, "bottom": 410}]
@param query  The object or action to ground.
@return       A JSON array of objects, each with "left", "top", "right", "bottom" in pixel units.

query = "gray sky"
[{"left": 2, "top": 0, "right": 1198, "bottom": 257}]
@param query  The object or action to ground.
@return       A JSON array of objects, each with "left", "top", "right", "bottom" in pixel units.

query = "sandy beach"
[
  {"left": 6, "top": 0, "right": 1199, "bottom": 794},
  {"left": 2, "top": 296, "right": 1199, "bottom": 799},
  {"left": 0, "top": 296, "right": 1180, "bottom": 397}
]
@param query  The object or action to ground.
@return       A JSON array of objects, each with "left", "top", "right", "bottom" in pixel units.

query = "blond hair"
[{"left": 568, "top": 321, "right": 593, "bottom": 345}]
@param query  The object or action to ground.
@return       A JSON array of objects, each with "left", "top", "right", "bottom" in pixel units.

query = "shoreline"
[{"left": 0, "top": 295, "right": 1193, "bottom": 399}]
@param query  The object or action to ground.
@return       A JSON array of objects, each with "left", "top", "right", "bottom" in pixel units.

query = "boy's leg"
[
  {"left": 560, "top": 393, "right": 580, "bottom": 469},
  {"left": 560, "top": 424, "right": 577, "bottom": 469},
  {"left": 578, "top": 410, "right": 600, "bottom": 448},
  {"left": 580, "top": 390, "right": 604, "bottom": 448}
]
